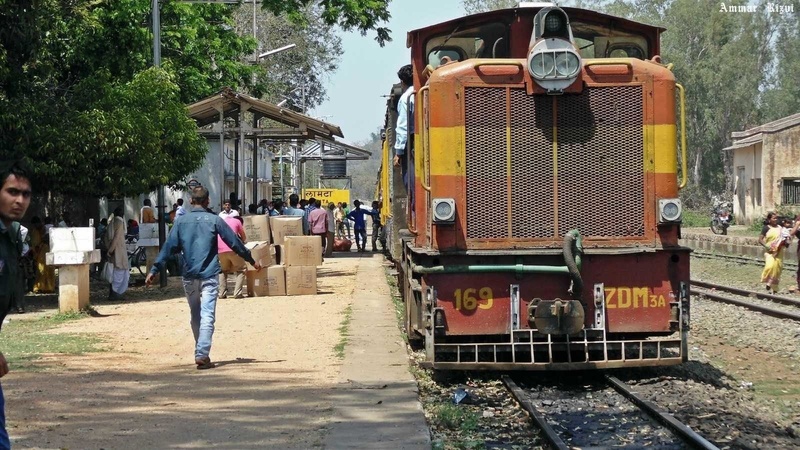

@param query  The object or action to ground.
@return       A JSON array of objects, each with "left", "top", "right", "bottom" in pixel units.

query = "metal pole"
[
  {"left": 219, "top": 107, "right": 225, "bottom": 210},
  {"left": 239, "top": 109, "right": 246, "bottom": 211},
  {"left": 152, "top": 0, "right": 167, "bottom": 287}
]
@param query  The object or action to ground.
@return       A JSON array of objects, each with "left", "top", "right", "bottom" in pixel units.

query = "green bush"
[{"left": 681, "top": 209, "right": 709, "bottom": 227}]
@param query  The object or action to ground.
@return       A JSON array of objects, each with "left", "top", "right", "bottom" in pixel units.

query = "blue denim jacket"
[{"left": 150, "top": 206, "right": 254, "bottom": 280}]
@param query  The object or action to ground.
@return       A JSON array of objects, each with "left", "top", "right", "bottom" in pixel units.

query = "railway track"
[
  {"left": 691, "top": 250, "right": 799, "bottom": 271},
  {"left": 503, "top": 375, "right": 718, "bottom": 450},
  {"left": 690, "top": 279, "right": 800, "bottom": 321}
]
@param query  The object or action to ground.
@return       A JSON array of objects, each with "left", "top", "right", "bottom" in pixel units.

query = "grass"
[
  {"left": 333, "top": 304, "right": 353, "bottom": 359},
  {"left": 682, "top": 209, "right": 710, "bottom": 228},
  {"left": 384, "top": 269, "right": 406, "bottom": 333},
  {"left": 0, "top": 311, "right": 103, "bottom": 371},
  {"left": 431, "top": 402, "right": 480, "bottom": 432}
]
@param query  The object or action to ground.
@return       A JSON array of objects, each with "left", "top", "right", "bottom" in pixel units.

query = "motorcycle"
[{"left": 710, "top": 199, "right": 733, "bottom": 235}]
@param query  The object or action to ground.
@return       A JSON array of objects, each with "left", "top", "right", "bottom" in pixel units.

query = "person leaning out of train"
[{"left": 393, "top": 64, "right": 414, "bottom": 186}]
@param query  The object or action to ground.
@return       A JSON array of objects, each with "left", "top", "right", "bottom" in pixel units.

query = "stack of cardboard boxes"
[{"left": 241, "top": 215, "right": 322, "bottom": 296}]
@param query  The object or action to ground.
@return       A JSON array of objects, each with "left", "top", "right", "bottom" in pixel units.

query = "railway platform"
[{"left": 6, "top": 251, "right": 430, "bottom": 449}]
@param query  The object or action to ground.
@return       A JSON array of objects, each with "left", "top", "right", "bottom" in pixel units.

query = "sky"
[{"left": 309, "top": 0, "right": 465, "bottom": 146}]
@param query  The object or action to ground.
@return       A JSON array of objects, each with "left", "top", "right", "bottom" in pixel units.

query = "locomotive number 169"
[{"left": 453, "top": 288, "right": 494, "bottom": 311}]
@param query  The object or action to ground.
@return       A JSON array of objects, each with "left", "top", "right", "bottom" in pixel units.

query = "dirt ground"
[{"left": 4, "top": 252, "right": 374, "bottom": 449}]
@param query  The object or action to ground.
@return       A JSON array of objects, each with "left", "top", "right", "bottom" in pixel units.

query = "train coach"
[{"left": 378, "top": 2, "right": 690, "bottom": 370}]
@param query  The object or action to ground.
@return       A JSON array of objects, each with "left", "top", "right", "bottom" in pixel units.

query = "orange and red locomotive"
[{"left": 381, "top": 3, "right": 690, "bottom": 370}]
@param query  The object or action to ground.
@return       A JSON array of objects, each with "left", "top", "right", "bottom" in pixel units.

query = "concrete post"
[{"left": 46, "top": 228, "right": 100, "bottom": 313}]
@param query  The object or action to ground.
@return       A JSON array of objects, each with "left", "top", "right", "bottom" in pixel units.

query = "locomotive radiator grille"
[
  {"left": 510, "top": 90, "right": 555, "bottom": 238},
  {"left": 557, "top": 86, "right": 645, "bottom": 237},
  {"left": 465, "top": 88, "right": 509, "bottom": 239},
  {"left": 464, "top": 85, "right": 645, "bottom": 241}
]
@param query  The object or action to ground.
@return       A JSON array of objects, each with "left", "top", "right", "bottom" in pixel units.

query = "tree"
[
  {"left": 0, "top": 0, "right": 392, "bottom": 198},
  {"left": 760, "top": 2, "right": 800, "bottom": 121},
  {"left": 260, "top": 0, "right": 392, "bottom": 46},
  {"left": 233, "top": 4, "right": 344, "bottom": 111}
]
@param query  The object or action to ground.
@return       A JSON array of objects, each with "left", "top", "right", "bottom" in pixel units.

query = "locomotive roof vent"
[{"left": 528, "top": 6, "right": 581, "bottom": 93}]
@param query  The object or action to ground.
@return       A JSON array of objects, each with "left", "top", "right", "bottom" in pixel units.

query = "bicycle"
[{"left": 126, "top": 237, "right": 147, "bottom": 276}]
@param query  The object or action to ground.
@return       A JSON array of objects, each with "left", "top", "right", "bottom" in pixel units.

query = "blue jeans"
[
  {"left": 0, "top": 381, "right": 9, "bottom": 449},
  {"left": 354, "top": 229, "right": 367, "bottom": 250},
  {"left": 182, "top": 277, "right": 219, "bottom": 360}
]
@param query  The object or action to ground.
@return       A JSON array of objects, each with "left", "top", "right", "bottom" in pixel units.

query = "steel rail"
[
  {"left": 691, "top": 279, "right": 800, "bottom": 308},
  {"left": 691, "top": 287, "right": 800, "bottom": 322},
  {"left": 605, "top": 375, "right": 719, "bottom": 449},
  {"left": 501, "top": 376, "right": 569, "bottom": 450},
  {"left": 691, "top": 251, "right": 799, "bottom": 271}
]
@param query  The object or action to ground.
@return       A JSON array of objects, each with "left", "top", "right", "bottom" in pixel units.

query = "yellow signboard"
[{"left": 301, "top": 189, "right": 350, "bottom": 207}]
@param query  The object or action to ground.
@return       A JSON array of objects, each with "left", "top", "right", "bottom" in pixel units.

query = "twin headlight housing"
[{"left": 527, "top": 7, "right": 581, "bottom": 93}]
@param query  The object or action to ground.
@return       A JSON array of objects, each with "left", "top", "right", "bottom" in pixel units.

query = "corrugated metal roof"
[
  {"left": 186, "top": 87, "right": 344, "bottom": 139},
  {"left": 731, "top": 112, "right": 800, "bottom": 139},
  {"left": 722, "top": 132, "right": 763, "bottom": 151}
]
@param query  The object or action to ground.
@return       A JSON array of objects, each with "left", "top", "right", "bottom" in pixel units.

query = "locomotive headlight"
[
  {"left": 527, "top": 38, "right": 581, "bottom": 92},
  {"left": 659, "top": 199, "right": 683, "bottom": 223},
  {"left": 529, "top": 53, "right": 556, "bottom": 78},
  {"left": 432, "top": 198, "right": 456, "bottom": 224},
  {"left": 554, "top": 52, "right": 580, "bottom": 77}
]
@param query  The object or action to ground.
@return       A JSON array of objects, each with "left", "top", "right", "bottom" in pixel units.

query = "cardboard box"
[
  {"left": 266, "top": 265, "right": 286, "bottom": 296},
  {"left": 270, "top": 216, "right": 304, "bottom": 244},
  {"left": 245, "top": 241, "right": 274, "bottom": 271},
  {"left": 284, "top": 236, "right": 323, "bottom": 267},
  {"left": 246, "top": 269, "right": 270, "bottom": 297},
  {"left": 286, "top": 266, "right": 317, "bottom": 296},
  {"left": 246, "top": 265, "right": 287, "bottom": 296},
  {"left": 243, "top": 215, "right": 271, "bottom": 242}
]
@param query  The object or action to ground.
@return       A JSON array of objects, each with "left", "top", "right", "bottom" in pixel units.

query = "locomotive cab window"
[
  {"left": 425, "top": 22, "right": 509, "bottom": 69},
  {"left": 570, "top": 21, "right": 649, "bottom": 59}
]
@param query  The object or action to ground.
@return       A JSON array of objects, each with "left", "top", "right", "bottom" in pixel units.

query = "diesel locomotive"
[{"left": 379, "top": 3, "right": 690, "bottom": 370}]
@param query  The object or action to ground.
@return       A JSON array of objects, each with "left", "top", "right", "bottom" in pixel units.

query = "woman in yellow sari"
[
  {"left": 30, "top": 216, "right": 56, "bottom": 294},
  {"left": 759, "top": 212, "right": 794, "bottom": 293}
]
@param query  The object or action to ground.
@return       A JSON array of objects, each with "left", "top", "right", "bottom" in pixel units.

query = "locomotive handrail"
[
  {"left": 409, "top": 262, "right": 570, "bottom": 274},
  {"left": 418, "top": 85, "right": 431, "bottom": 192},
  {"left": 584, "top": 59, "right": 633, "bottom": 69},
  {"left": 470, "top": 59, "right": 524, "bottom": 70},
  {"left": 676, "top": 83, "right": 688, "bottom": 189}
]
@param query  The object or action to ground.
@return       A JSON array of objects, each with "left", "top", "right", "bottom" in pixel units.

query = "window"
[
  {"left": 425, "top": 22, "right": 509, "bottom": 69},
  {"left": 571, "top": 22, "right": 649, "bottom": 59},
  {"left": 781, "top": 178, "right": 800, "bottom": 204}
]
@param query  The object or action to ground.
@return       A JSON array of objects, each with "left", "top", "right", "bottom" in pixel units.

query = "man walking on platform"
[
  {"left": 146, "top": 186, "right": 260, "bottom": 370},
  {"left": 0, "top": 159, "right": 32, "bottom": 448},
  {"left": 346, "top": 200, "right": 368, "bottom": 252}
]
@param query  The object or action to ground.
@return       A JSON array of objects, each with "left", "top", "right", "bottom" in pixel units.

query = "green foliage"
[
  {"left": 334, "top": 303, "right": 353, "bottom": 358},
  {"left": 431, "top": 403, "right": 480, "bottom": 432},
  {"left": 681, "top": 209, "right": 709, "bottom": 227},
  {"left": 261, "top": 0, "right": 392, "bottom": 46},
  {"left": 347, "top": 130, "right": 384, "bottom": 203},
  {"left": 0, "top": 0, "right": 385, "bottom": 198}
]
